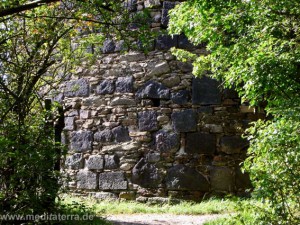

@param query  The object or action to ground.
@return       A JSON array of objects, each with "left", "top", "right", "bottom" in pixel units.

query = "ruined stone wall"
[{"left": 60, "top": 0, "right": 264, "bottom": 202}]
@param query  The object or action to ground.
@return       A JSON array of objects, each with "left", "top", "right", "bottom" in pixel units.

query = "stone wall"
[{"left": 60, "top": 0, "right": 264, "bottom": 202}]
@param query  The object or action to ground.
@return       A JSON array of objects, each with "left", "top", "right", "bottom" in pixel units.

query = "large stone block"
[
  {"left": 102, "top": 39, "right": 115, "bottom": 53},
  {"left": 86, "top": 155, "right": 104, "bottom": 170},
  {"left": 161, "top": 1, "right": 176, "bottom": 27},
  {"left": 110, "top": 97, "right": 136, "bottom": 106},
  {"left": 210, "top": 167, "right": 234, "bottom": 192},
  {"left": 116, "top": 76, "right": 134, "bottom": 93},
  {"left": 155, "top": 131, "right": 180, "bottom": 153},
  {"left": 185, "top": 133, "right": 216, "bottom": 155},
  {"left": 220, "top": 136, "right": 249, "bottom": 154},
  {"left": 99, "top": 172, "right": 127, "bottom": 190},
  {"left": 104, "top": 155, "right": 120, "bottom": 169},
  {"left": 148, "top": 61, "right": 170, "bottom": 76},
  {"left": 94, "top": 129, "right": 114, "bottom": 142},
  {"left": 77, "top": 170, "right": 97, "bottom": 190},
  {"left": 65, "top": 78, "right": 89, "bottom": 97},
  {"left": 171, "top": 90, "right": 190, "bottom": 105},
  {"left": 64, "top": 117, "right": 75, "bottom": 131},
  {"left": 132, "top": 158, "right": 163, "bottom": 188},
  {"left": 70, "top": 131, "right": 93, "bottom": 152},
  {"left": 165, "top": 165, "right": 209, "bottom": 191},
  {"left": 156, "top": 35, "right": 178, "bottom": 50},
  {"left": 171, "top": 109, "right": 197, "bottom": 132},
  {"left": 192, "top": 77, "right": 221, "bottom": 105},
  {"left": 65, "top": 153, "right": 83, "bottom": 170},
  {"left": 138, "top": 111, "right": 158, "bottom": 131},
  {"left": 96, "top": 80, "right": 115, "bottom": 95},
  {"left": 112, "top": 126, "right": 131, "bottom": 142},
  {"left": 136, "top": 81, "right": 170, "bottom": 99}
]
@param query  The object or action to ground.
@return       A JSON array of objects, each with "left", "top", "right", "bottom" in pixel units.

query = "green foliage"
[{"left": 169, "top": 0, "right": 300, "bottom": 224}]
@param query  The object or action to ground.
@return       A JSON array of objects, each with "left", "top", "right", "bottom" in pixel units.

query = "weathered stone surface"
[
  {"left": 65, "top": 153, "right": 83, "bottom": 170},
  {"left": 119, "top": 52, "right": 146, "bottom": 62},
  {"left": 192, "top": 77, "right": 222, "bottom": 105},
  {"left": 161, "top": 1, "right": 176, "bottom": 27},
  {"left": 89, "top": 192, "right": 118, "bottom": 200},
  {"left": 177, "top": 62, "right": 193, "bottom": 73},
  {"left": 165, "top": 165, "right": 209, "bottom": 191},
  {"left": 99, "top": 172, "right": 127, "bottom": 190},
  {"left": 70, "top": 131, "right": 93, "bottom": 152},
  {"left": 155, "top": 131, "right": 180, "bottom": 153},
  {"left": 110, "top": 97, "right": 136, "bottom": 106},
  {"left": 94, "top": 129, "right": 114, "bottom": 142},
  {"left": 136, "top": 81, "right": 170, "bottom": 99},
  {"left": 96, "top": 80, "right": 115, "bottom": 95},
  {"left": 86, "top": 155, "right": 104, "bottom": 170},
  {"left": 138, "top": 111, "right": 158, "bottom": 131},
  {"left": 148, "top": 61, "right": 170, "bottom": 76},
  {"left": 124, "top": 0, "right": 137, "bottom": 12},
  {"left": 104, "top": 155, "right": 120, "bottom": 169},
  {"left": 101, "top": 141, "right": 141, "bottom": 153},
  {"left": 162, "top": 75, "right": 181, "bottom": 88},
  {"left": 77, "top": 170, "right": 97, "bottom": 189},
  {"left": 112, "top": 126, "right": 131, "bottom": 142},
  {"left": 144, "top": 0, "right": 160, "bottom": 8},
  {"left": 185, "top": 133, "right": 216, "bottom": 155},
  {"left": 146, "top": 152, "right": 161, "bottom": 163},
  {"left": 132, "top": 158, "right": 163, "bottom": 188},
  {"left": 210, "top": 167, "right": 234, "bottom": 192},
  {"left": 171, "top": 109, "right": 197, "bottom": 132},
  {"left": 65, "top": 78, "right": 89, "bottom": 97},
  {"left": 116, "top": 76, "right": 134, "bottom": 93},
  {"left": 220, "top": 136, "right": 249, "bottom": 154},
  {"left": 119, "top": 191, "right": 136, "bottom": 200},
  {"left": 156, "top": 35, "right": 178, "bottom": 50},
  {"left": 64, "top": 117, "right": 75, "bottom": 131},
  {"left": 171, "top": 90, "right": 190, "bottom": 105},
  {"left": 102, "top": 39, "right": 115, "bottom": 53}
]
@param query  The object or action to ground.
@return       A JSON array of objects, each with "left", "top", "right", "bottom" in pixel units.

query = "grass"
[{"left": 61, "top": 195, "right": 240, "bottom": 215}]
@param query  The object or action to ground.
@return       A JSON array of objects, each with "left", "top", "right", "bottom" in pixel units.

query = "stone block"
[
  {"left": 77, "top": 170, "right": 97, "bottom": 190},
  {"left": 99, "top": 172, "right": 127, "bottom": 190},
  {"left": 220, "top": 136, "right": 249, "bottom": 154},
  {"left": 112, "top": 126, "right": 131, "bottom": 142},
  {"left": 119, "top": 52, "right": 146, "bottom": 62},
  {"left": 104, "top": 155, "right": 120, "bottom": 169},
  {"left": 192, "top": 77, "right": 221, "bottom": 105},
  {"left": 64, "top": 117, "right": 75, "bottom": 131},
  {"left": 89, "top": 192, "right": 118, "bottom": 200},
  {"left": 162, "top": 75, "right": 181, "bottom": 88},
  {"left": 161, "top": 2, "right": 176, "bottom": 27},
  {"left": 116, "top": 76, "right": 134, "bottom": 93},
  {"left": 165, "top": 165, "right": 209, "bottom": 191},
  {"left": 86, "top": 155, "right": 104, "bottom": 170},
  {"left": 110, "top": 97, "right": 136, "bottom": 106},
  {"left": 65, "top": 153, "right": 83, "bottom": 170},
  {"left": 138, "top": 111, "right": 158, "bottom": 131},
  {"left": 210, "top": 167, "right": 234, "bottom": 192},
  {"left": 171, "top": 90, "right": 190, "bottom": 105},
  {"left": 148, "top": 61, "right": 170, "bottom": 76},
  {"left": 146, "top": 152, "right": 161, "bottom": 163},
  {"left": 144, "top": 0, "right": 160, "bottom": 8},
  {"left": 65, "top": 78, "right": 89, "bottom": 97},
  {"left": 155, "top": 131, "right": 180, "bottom": 153},
  {"left": 171, "top": 109, "right": 197, "bottom": 132},
  {"left": 96, "top": 80, "right": 115, "bottom": 95},
  {"left": 132, "top": 158, "right": 163, "bottom": 188},
  {"left": 185, "top": 133, "right": 216, "bottom": 155},
  {"left": 156, "top": 35, "right": 178, "bottom": 50},
  {"left": 102, "top": 39, "right": 115, "bottom": 53},
  {"left": 70, "top": 131, "right": 93, "bottom": 152},
  {"left": 94, "top": 129, "right": 114, "bottom": 142},
  {"left": 123, "top": 0, "right": 137, "bottom": 12},
  {"left": 136, "top": 81, "right": 170, "bottom": 99}
]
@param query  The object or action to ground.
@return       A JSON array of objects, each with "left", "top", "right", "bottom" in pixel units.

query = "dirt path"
[{"left": 106, "top": 214, "right": 223, "bottom": 225}]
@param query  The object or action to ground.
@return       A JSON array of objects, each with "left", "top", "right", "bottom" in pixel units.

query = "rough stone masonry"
[{"left": 59, "top": 0, "right": 265, "bottom": 202}]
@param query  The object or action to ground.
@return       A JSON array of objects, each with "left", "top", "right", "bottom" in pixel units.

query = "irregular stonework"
[{"left": 62, "top": 0, "right": 264, "bottom": 202}]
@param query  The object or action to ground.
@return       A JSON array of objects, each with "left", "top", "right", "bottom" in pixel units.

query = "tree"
[
  {"left": 0, "top": 0, "right": 153, "bottom": 219},
  {"left": 168, "top": 0, "right": 300, "bottom": 224}
]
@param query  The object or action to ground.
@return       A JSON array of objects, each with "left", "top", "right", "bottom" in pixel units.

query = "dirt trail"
[{"left": 106, "top": 214, "right": 223, "bottom": 225}]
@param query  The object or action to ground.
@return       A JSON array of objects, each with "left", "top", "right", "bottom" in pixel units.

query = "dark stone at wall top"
[
  {"left": 155, "top": 131, "right": 180, "bottom": 153},
  {"left": 70, "top": 131, "right": 93, "bottom": 152},
  {"left": 171, "top": 109, "right": 197, "bottom": 132},
  {"left": 112, "top": 126, "right": 131, "bottom": 142},
  {"left": 192, "top": 76, "right": 221, "bottom": 105},
  {"left": 136, "top": 80, "right": 170, "bottom": 99},
  {"left": 96, "top": 80, "right": 115, "bottom": 95},
  {"left": 185, "top": 133, "right": 216, "bottom": 155},
  {"left": 116, "top": 76, "right": 134, "bottom": 93},
  {"left": 138, "top": 111, "right": 158, "bottom": 131},
  {"left": 161, "top": 1, "right": 176, "bottom": 27},
  {"left": 165, "top": 165, "right": 209, "bottom": 191},
  {"left": 132, "top": 158, "right": 163, "bottom": 188},
  {"left": 65, "top": 78, "right": 89, "bottom": 97}
]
